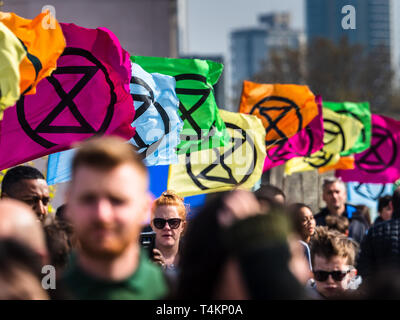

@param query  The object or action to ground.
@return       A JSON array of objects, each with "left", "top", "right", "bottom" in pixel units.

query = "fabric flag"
[
  {"left": 285, "top": 108, "right": 363, "bottom": 175},
  {"left": 132, "top": 55, "right": 230, "bottom": 154},
  {"left": 318, "top": 156, "right": 354, "bottom": 174},
  {"left": 167, "top": 110, "right": 266, "bottom": 197},
  {"left": 47, "top": 148, "right": 75, "bottom": 185},
  {"left": 0, "top": 23, "right": 134, "bottom": 170},
  {"left": 347, "top": 182, "right": 393, "bottom": 219},
  {"left": 0, "top": 22, "right": 26, "bottom": 118},
  {"left": 323, "top": 101, "right": 371, "bottom": 156},
  {"left": 239, "top": 81, "right": 319, "bottom": 148},
  {"left": 336, "top": 114, "right": 400, "bottom": 183},
  {"left": 130, "top": 62, "right": 183, "bottom": 166},
  {"left": 0, "top": 11, "right": 66, "bottom": 95},
  {"left": 263, "top": 95, "right": 324, "bottom": 172}
]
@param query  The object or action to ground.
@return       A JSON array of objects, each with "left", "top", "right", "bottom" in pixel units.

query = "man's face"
[
  {"left": 322, "top": 182, "right": 346, "bottom": 211},
  {"left": 313, "top": 255, "right": 354, "bottom": 299},
  {"left": 66, "top": 164, "right": 149, "bottom": 260},
  {"left": 7, "top": 179, "right": 50, "bottom": 221}
]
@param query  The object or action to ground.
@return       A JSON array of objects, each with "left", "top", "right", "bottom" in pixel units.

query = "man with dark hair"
[
  {"left": 357, "top": 187, "right": 400, "bottom": 279},
  {"left": 314, "top": 178, "right": 368, "bottom": 244},
  {"left": 60, "top": 136, "right": 167, "bottom": 299},
  {"left": 1, "top": 166, "right": 50, "bottom": 221},
  {"left": 374, "top": 195, "right": 392, "bottom": 225},
  {"left": 254, "top": 184, "right": 285, "bottom": 212}
]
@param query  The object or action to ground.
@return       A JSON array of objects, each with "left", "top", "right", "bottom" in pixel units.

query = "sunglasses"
[
  {"left": 313, "top": 270, "right": 350, "bottom": 282},
  {"left": 153, "top": 218, "right": 182, "bottom": 230}
]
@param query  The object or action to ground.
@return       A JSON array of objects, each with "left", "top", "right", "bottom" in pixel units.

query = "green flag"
[
  {"left": 132, "top": 56, "right": 230, "bottom": 154},
  {"left": 323, "top": 102, "right": 371, "bottom": 156}
]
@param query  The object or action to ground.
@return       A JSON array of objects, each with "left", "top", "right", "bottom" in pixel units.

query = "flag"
[
  {"left": 323, "top": 101, "right": 371, "bottom": 156},
  {"left": 130, "top": 62, "right": 183, "bottom": 166},
  {"left": 336, "top": 114, "right": 400, "bottom": 183},
  {"left": 347, "top": 182, "right": 393, "bottom": 219},
  {"left": 285, "top": 108, "right": 363, "bottom": 175},
  {"left": 263, "top": 95, "right": 324, "bottom": 171},
  {"left": 0, "top": 22, "right": 26, "bottom": 118},
  {"left": 132, "top": 55, "right": 230, "bottom": 154},
  {"left": 0, "top": 23, "right": 134, "bottom": 170},
  {"left": 239, "top": 81, "right": 319, "bottom": 148},
  {"left": 0, "top": 11, "right": 66, "bottom": 95},
  {"left": 47, "top": 148, "right": 75, "bottom": 185},
  {"left": 167, "top": 110, "right": 266, "bottom": 197}
]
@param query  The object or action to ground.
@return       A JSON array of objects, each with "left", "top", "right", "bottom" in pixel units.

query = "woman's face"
[
  {"left": 299, "top": 207, "right": 316, "bottom": 240},
  {"left": 151, "top": 205, "right": 185, "bottom": 249}
]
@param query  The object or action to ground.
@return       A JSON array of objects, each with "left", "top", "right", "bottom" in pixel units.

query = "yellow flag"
[
  {"left": 168, "top": 110, "right": 266, "bottom": 197},
  {"left": 285, "top": 108, "right": 363, "bottom": 175},
  {"left": 239, "top": 81, "right": 319, "bottom": 149},
  {"left": 0, "top": 11, "right": 66, "bottom": 95},
  {"left": 0, "top": 22, "right": 26, "bottom": 118}
]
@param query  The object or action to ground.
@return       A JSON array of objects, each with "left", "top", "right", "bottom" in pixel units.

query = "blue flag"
[
  {"left": 347, "top": 182, "right": 393, "bottom": 221},
  {"left": 130, "top": 62, "right": 183, "bottom": 166}
]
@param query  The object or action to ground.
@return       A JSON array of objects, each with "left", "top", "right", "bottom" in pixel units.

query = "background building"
[{"left": 230, "top": 13, "right": 304, "bottom": 100}]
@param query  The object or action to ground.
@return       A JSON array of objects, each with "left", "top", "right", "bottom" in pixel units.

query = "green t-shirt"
[{"left": 60, "top": 250, "right": 168, "bottom": 300}]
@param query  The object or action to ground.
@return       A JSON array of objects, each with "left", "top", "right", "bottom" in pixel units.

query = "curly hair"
[{"left": 310, "top": 226, "right": 358, "bottom": 267}]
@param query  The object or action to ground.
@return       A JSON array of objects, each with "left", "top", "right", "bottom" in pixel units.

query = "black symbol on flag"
[
  {"left": 356, "top": 124, "right": 397, "bottom": 173},
  {"left": 250, "top": 96, "right": 303, "bottom": 147},
  {"left": 17, "top": 47, "right": 115, "bottom": 149},
  {"left": 353, "top": 183, "right": 388, "bottom": 201},
  {"left": 186, "top": 122, "right": 257, "bottom": 190}
]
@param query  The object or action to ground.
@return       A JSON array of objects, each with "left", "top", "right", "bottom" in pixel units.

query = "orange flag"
[
  {"left": 318, "top": 156, "right": 355, "bottom": 174},
  {"left": 0, "top": 11, "right": 66, "bottom": 95},
  {"left": 239, "top": 81, "right": 319, "bottom": 149}
]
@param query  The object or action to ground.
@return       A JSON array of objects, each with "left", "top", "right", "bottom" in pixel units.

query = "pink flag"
[
  {"left": 336, "top": 114, "right": 400, "bottom": 183},
  {"left": 0, "top": 23, "right": 134, "bottom": 170},
  {"left": 263, "top": 96, "right": 324, "bottom": 172}
]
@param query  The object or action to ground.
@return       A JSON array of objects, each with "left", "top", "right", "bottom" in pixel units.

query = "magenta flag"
[
  {"left": 263, "top": 96, "right": 324, "bottom": 172},
  {"left": 0, "top": 23, "right": 134, "bottom": 170},
  {"left": 336, "top": 114, "right": 400, "bottom": 183}
]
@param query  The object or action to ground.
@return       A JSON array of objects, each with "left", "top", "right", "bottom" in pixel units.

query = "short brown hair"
[
  {"left": 325, "top": 215, "right": 349, "bottom": 235},
  {"left": 310, "top": 226, "right": 357, "bottom": 267},
  {"left": 72, "top": 136, "right": 147, "bottom": 177},
  {"left": 152, "top": 190, "right": 187, "bottom": 221}
]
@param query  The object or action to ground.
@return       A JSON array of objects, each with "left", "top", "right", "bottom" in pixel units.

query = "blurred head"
[
  {"left": 151, "top": 190, "right": 187, "bottom": 250},
  {"left": 288, "top": 203, "right": 316, "bottom": 243},
  {"left": 66, "top": 137, "right": 150, "bottom": 260},
  {"left": 0, "top": 238, "right": 48, "bottom": 300},
  {"left": 355, "top": 204, "right": 371, "bottom": 227},
  {"left": 310, "top": 227, "right": 358, "bottom": 299},
  {"left": 254, "top": 184, "right": 285, "bottom": 212},
  {"left": 325, "top": 215, "right": 349, "bottom": 236},
  {"left": 378, "top": 195, "right": 392, "bottom": 221},
  {"left": 1, "top": 166, "right": 49, "bottom": 221},
  {"left": 322, "top": 178, "right": 347, "bottom": 213},
  {"left": 0, "top": 199, "right": 48, "bottom": 264}
]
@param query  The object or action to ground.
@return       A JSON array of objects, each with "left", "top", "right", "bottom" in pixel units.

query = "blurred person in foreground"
[
  {"left": 175, "top": 189, "right": 308, "bottom": 299},
  {"left": 307, "top": 227, "right": 360, "bottom": 299},
  {"left": 60, "top": 137, "right": 167, "bottom": 300},
  {"left": 1, "top": 165, "right": 50, "bottom": 222},
  {"left": 374, "top": 195, "right": 392, "bottom": 225},
  {"left": 254, "top": 184, "right": 285, "bottom": 213},
  {"left": 314, "top": 178, "right": 369, "bottom": 244},
  {"left": 0, "top": 198, "right": 48, "bottom": 265},
  {"left": 357, "top": 187, "right": 400, "bottom": 280}
]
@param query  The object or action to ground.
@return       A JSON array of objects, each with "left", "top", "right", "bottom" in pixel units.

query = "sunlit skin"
[
  {"left": 313, "top": 255, "right": 356, "bottom": 299},
  {"left": 3, "top": 179, "right": 49, "bottom": 221},
  {"left": 66, "top": 164, "right": 150, "bottom": 280},
  {"left": 322, "top": 182, "right": 347, "bottom": 216},
  {"left": 151, "top": 205, "right": 186, "bottom": 267},
  {"left": 299, "top": 207, "right": 316, "bottom": 243}
]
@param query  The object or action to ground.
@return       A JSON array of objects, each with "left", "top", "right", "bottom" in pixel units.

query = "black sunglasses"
[
  {"left": 153, "top": 218, "right": 182, "bottom": 230},
  {"left": 313, "top": 270, "right": 350, "bottom": 282}
]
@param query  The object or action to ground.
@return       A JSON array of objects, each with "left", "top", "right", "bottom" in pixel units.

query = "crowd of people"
[{"left": 0, "top": 135, "right": 399, "bottom": 300}]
